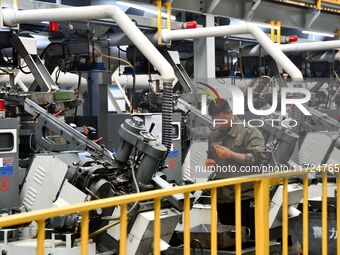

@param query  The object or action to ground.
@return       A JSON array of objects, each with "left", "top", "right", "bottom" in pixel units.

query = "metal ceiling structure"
[
  {"left": 5, "top": 0, "right": 340, "bottom": 33},
  {"left": 168, "top": 0, "right": 340, "bottom": 33},
  {"left": 92, "top": 0, "right": 340, "bottom": 34}
]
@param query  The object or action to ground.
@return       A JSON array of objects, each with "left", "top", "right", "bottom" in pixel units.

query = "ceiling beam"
[
  {"left": 207, "top": 0, "right": 220, "bottom": 13},
  {"left": 172, "top": 0, "right": 340, "bottom": 33},
  {"left": 244, "top": 0, "right": 261, "bottom": 20}
]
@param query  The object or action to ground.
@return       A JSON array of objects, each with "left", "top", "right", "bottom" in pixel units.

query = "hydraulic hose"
[{"left": 162, "top": 82, "right": 173, "bottom": 151}]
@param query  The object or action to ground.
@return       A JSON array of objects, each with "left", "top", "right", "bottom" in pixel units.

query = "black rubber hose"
[{"left": 162, "top": 82, "right": 173, "bottom": 151}]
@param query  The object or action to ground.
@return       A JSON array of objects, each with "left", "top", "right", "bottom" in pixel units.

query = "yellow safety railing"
[{"left": 0, "top": 165, "right": 339, "bottom": 255}]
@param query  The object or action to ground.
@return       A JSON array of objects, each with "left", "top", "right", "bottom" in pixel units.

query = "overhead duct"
[
  {"left": 0, "top": 69, "right": 87, "bottom": 92},
  {"left": 162, "top": 23, "right": 304, "bottom": 81},
  {"left": 242, "top": 40, "right": 340, "bottom": 57},
  {"left": 113, "top": 74, "right": 162, "bottom": 89}
]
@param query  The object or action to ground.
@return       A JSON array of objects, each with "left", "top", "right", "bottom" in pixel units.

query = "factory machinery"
[
  {"left": 0, "top": 2, "right": 339, "bottom": 255},
  {"left": 0, "top": 5, "right": 186, "bottom": 255}
]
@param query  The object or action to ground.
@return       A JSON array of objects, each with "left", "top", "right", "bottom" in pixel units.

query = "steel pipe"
[
  {"left": 243, "top": 40, "right": 340, "bottom": 57},
  {"left": 114, "top": 74, "right": 161, "bottom": 89},
  {"left": 280, "top": 40, "right": 340, "bottom": 52},
  {"left": 162, "top": 23, "right": 304, "bottom": 81}
]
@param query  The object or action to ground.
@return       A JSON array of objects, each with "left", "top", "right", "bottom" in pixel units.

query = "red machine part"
[
  {"left": 181, "top": 21, "right": 198, "bottom": 29},
  {"left": 287, "top": 35, "right": 298, "bottom": 43},
  {"left": 49, "top": 21, "right": 59, "bottom": 32}
]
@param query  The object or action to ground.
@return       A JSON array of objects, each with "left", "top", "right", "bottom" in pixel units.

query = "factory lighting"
[
  {"left": 302, "top": 30, "right": 335, "bottom": 38},
  {"left": 117, "top": 1, "right": 176, "bottom": 21}
]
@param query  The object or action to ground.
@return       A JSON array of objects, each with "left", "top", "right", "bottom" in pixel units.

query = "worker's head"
[{"left": 208, "top": 99, "right": 233, "bottom": 130}]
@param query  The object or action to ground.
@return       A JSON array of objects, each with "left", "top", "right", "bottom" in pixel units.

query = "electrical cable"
[
  {"left": 92, "top": 44, "right": 134, "bottom": 69},
  {"left": 73, "top": 72, "right": 82, "bottom": 123},
  {"left": 19, "top": 64, "right": 31, "bottom": 74},
  {"left": 89, "top": 220, "right": 120, "bottom": 238},
  {"left": 92, "top": 41, "right": 136, "bottom": 112},
  {"left": 257, "top": 75, "right": 276, "bottom": 99},
  {"left": 0, "top": 68, "right": 12, "bottom": 74},
  {"left": 101, "top": 142, "right": 140, "bottom": 221},
  {"left": 17, "top": 29, "right": 39, "bottom": 35},
  {"left": 238, "top": 49, "right": 248, "bottom": 87},
  {"left": 126, "top": 141, "right": 141, "bottom": 212},
  {"left": 131, "top": 47, "right": 137, "bottom": 112},
  {"left": 117, "top": 46, "right": 127, "bottom": 52},
  {"left": 55, "top": 69, "right": 61, "bottom": 84}
]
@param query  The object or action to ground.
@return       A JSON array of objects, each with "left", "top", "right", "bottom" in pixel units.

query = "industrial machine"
[
  {"left": 0, "top": 1, "right": 340, "bottom": 254},
  {"left": 0, "top": 117, "right": 19, "bottom": 210},
  {"left": 0, "top": 98, "right": 184, "bottom": 254},
  {"left": 0, "top": 6, "right": 185, "bottom": 254}
]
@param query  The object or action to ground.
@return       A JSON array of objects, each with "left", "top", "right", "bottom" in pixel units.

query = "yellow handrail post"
[
  {"left": 184, "top": 192, "right": 191, "bottom": 255},
  {"left": 263, "top": 178, "right": 270, "bottom": 255},
  {"left": 37, "top": 219, "right": 45, "bottom": 255},
  {"left": 316, "top": 0, "right": 322, "bottom": 9},
  {"left": 322, "top": 172, "right": 328, "bottom": 255},
  {"left": 120, "top": 204, "right": 127, "bottom": 255},
  {"left": 268, "top": 20, "right": 275, "bottom": 42},
  {"left": 282, "top": 177, "right": 289, "bottom": 255},
  {"left": 81, "top": 211, "right": 89, "bottom": 255},
  {"left": 276, "top": 20, "right": 282, "bottom": 44},
  {"left": 157, "top": 0, "right": 163, "bottom": 45},
  {"left": 0, "top": 164, "right": 337, "bottom": 255},
  {"left": 254, "top": 179, "right": 269, "bottom": 255},
  {"left": 303, "top": 175, "right": 309, "bottom": 255},
  {"left": 235, "top": 184, "right": 242, "bottom": 255},
  {"left": 211, "top": 188, "right": 218, "bottom": 255},
  {"left": 164, "top": 1, "right": 172, "bottom": 30},
  {"left": 254, "top": 180, "right": 264, "bottom": 255},
  {"left": 154, "top": 198, "right": 161, "bottom": 255}
]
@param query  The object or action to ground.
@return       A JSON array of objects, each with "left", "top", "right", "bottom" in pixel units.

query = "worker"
[{"left": 205, "top": 98, "right": 266, "bottom": 239}]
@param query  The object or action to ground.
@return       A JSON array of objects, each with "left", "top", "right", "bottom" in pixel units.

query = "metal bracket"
[
  {"left": 9, "top": 33, "right": 59, "bottom": 91},
  {"left": 244, "top": 0, "right": 262, "bottom": 20},
  {"left": 207, "top": 0, "right": 221, "bottom": 14},
  {"left": 304, "top": 9, "right": 321, "bottom": 29},
  {"left": 24, "top": 98, "right": 114, "bottom": 163}
]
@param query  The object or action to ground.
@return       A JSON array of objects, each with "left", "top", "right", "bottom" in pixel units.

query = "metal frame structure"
[
  {"left": 169, "top": 0, "right": 340, "bottom": 33},
  {"left": 0, "top": 165, "right": 337, "bottom": 255}
]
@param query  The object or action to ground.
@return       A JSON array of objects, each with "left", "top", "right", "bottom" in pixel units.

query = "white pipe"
[
  {"left": 162, "top": 23, "right": 304, "bottom": 81},
  {"left": 243, "top": 40, "right": 340, "bottom": 57},
  {"left": 0, "top": 70, "right": 88, "bottom": 91},
  {"left": 280, "top": 40, "right": 340, "bottom": 52},
  {"left": 114, "top": 74, "right": 161, "bottom": 89},
  {"left": 1, "top": 5, "right": 175, "bottom": 83}
]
